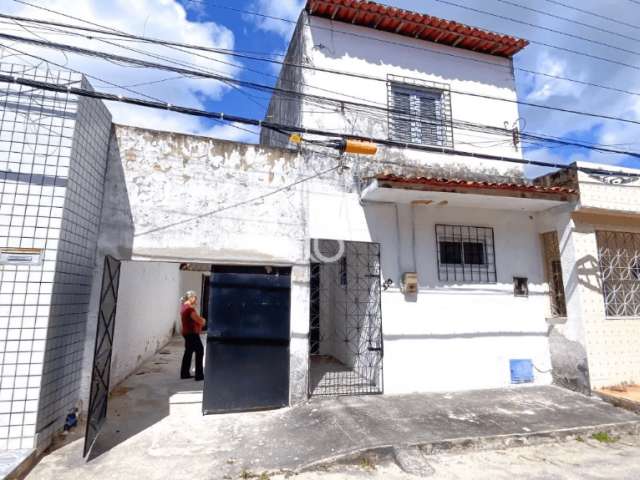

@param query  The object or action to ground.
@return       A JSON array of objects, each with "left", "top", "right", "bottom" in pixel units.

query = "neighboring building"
[
  {"left": 2, "top": 0, "right": 640, "bottom": 465},
  {"left": 0, "top": 64, "right": 112, "bottom": 451},
  {"left": 536, "top": 163, "right": 640, "bottom": 393}
]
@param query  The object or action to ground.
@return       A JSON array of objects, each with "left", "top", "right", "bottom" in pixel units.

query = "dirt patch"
[
  {"left": 111, "top": 386, "right": 132, "bottom": 397},
  {"left": 600, "top": 384, "right": 640, "bottom": 403}
]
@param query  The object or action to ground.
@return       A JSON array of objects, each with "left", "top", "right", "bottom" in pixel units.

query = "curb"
[{"left": 296, "top": 420, "right": 640, "bottom": 474}]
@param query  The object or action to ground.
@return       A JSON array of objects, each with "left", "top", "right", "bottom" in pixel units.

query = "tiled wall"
[
  {"left": 0, "top": 64, "right": 111, "bottom": 450},
  {"left": 36, "top": 77, "right": 111, "bottom": 448}
]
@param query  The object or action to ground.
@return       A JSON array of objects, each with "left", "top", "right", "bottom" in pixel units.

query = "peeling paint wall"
[
  {"left": 536, "top": 207, "right": 591, "bottom": 394},
  {"left": 114, "top": 125, "right": 309, "bottom": 265},
  {"left": 262, "top": 12, "right": 526, "bottom": 182},
  {"left": 108, "top": 125, "right": 558, "bottom": 399}
]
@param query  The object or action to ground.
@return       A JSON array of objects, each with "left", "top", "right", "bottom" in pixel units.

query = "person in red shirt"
[{"left": 179, "top": 290, "right": 205, "bottom": 381}]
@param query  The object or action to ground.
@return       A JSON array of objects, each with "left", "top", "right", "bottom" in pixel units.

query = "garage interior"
[{"left": 100, "top": 261, "right": 292, "bottom": 417}]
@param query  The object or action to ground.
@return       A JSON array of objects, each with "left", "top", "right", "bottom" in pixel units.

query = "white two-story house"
[{"left": 260, "top": 0, "right": 576, "bottom": 396}]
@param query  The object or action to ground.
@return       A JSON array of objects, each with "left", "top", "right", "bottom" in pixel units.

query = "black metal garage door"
[{"left": 202, "top": 266, "right": 291, "bottom": 414}]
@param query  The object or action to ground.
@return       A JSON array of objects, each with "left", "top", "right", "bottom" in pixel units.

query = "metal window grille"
[
  {"left": 308, "top": 239, "right": 383, "bottom": 397},
  {"left": 541, "top": 231, "right": 567, "bottom": 317},
  {"left": 387, "top": 75, "right": 453, "bottom": 148},
  {"left": 596, "top": 230, "right": 640, "bottom": 317},
  {"left": 435, "top": 225, "right": 496, "bottom": 283}
]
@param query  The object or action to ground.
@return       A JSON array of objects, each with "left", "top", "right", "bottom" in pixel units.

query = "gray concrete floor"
[
  {"left": 274, "top": 434, "right": 640, "bottom": 479},
  {"left": 26, "top": 337, "right": 640, "bottom": 480}
]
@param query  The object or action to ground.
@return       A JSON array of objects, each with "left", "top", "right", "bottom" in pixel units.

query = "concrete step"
[{"left": 169, "top": 391, "right": 203, "bottom": 416}]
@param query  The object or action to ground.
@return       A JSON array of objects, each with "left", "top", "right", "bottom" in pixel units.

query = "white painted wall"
[
  {"left": 111, "top": 125, "right": 558, "bottom": 399},
  {"left": 110, "top": 261, "right": 181, "bottom": 388},
  {"left": 309, "top": 188, "right": 553, "bottom": 393},
  {"left": 297, "top": 15, "right": 524, "bottom": 177}
]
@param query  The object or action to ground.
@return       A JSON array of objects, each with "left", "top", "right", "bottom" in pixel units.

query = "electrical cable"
[
  {"left": 3, "top": 72, "right": 640, "bottom": 179},
  {"left": 493, "top": 0, "right": 640, "bottom": 45},
  {"left": 5, "top": 6, "right": 639, "bottom": 158},
  {"left": 1, "top": 43, "right": 261, "bottom": 140},
  {"left": 4, "top": 31, "right": 640, "bottom": 133},
  {"left": 544, "top": 0, "right": 640, "bottom": 33},
  {"left": 433, "top": 0, "right": 640, "bottom": 69},
  {"left": 8, "top": 3, "right": 640, "bottom": 101},
  {"left": 2, "top": 33, "right": 638, "bottom": 160},
  {"left": 135, "top": 164, "right": 342, "bottom": 237}
]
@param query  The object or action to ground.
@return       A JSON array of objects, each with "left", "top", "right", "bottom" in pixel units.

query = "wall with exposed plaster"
[
  {"left": 105, "top": 125, "right": 560, "bottom": 399},
  {"left": 262, "top": 12, "right": 526, "bottom": 182}
]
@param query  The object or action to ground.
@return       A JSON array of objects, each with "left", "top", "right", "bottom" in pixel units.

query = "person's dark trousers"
[{"left": 180, "top": 333, "right": 204, "bottom": 380}]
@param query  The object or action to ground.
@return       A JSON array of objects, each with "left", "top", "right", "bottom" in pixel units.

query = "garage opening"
[
  {"left": 110, "top": 261, "right": 212, "bottom": 399},
  {"left": 308, "top": 239, "right": 383, "bottom": 397},
  {"left": 84, "top": 260, "right": 291, "bottom": 457}
]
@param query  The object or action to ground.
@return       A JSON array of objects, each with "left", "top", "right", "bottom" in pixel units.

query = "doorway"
[
  {"left": 202, "top": 266, "right": 291, "bottom": 414},
  {"left": 308, "top": 240, "right": 383, "bottom": 397}
]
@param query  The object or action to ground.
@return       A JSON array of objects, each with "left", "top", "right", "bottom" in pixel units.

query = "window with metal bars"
[
  {"left": 596, "top": 230, "right": 640, "bottom": 317},
  {"left": 435, "top": 225, "right": 496, "bottom": 283},
  {"left": 388, "top": 77, "right": 453, "bottom": 148}
]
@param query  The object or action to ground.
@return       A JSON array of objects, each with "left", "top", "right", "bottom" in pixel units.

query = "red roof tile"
[
  {"left": 306, "top": 0, "right": 529, "bottom": 58},
  {"left": 375, "top": 174, "right": 577, "bottom": 197}
]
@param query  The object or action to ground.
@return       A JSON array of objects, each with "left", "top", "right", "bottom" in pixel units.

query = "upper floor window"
[{"left": 387, "top": 75, "right": 453, "bottom": 148}]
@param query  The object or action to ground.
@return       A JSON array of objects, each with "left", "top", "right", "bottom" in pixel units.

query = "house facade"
[
  {"left": 261, "top": 0, "right": 564, "bottom": 395},
  {"left": 1, "top": 0, "right": 640, "bottom": 460}
]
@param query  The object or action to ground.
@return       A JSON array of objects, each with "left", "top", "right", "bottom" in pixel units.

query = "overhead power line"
[
  {"left": 9, "top": 38, "right": 631, "bottom": 158},
  {"left": 494, "top": 0, "right": 640, "bottom": 44},
  {"left": 544, "top": 0, "right": 640, "bottom": 33},
  {"left": 433, "top": 0, "right": 640, "bottom": 70},
  {"left": 4, "top": 32, "right": 640, "bottom": 133},
  {"left": 9, "top": 3, "right": 640, "bottom": 101},
  {"left": 136, "top": 164, "right": 342, "bottom": 237},
  {"left": 2, "top": 72, "right": 640, "bottom": 179}
]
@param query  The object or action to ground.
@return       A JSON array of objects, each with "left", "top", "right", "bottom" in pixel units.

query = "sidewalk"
[{"left": 26, "top": 338, "right": 640, "bottom": 479}]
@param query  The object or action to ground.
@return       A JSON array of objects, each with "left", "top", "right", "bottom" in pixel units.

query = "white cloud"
[
  {"left": 247, "top": 0, "right": 305, "bottom": 41},
  {"left": 0, "top": 0, "right": 248, "bottom": 140},
  {"left": 524, "top": 52, "right": 586, "bottom": 102},
  {"left": 399, "top": 0, "right": 640, "bottom": 169}
]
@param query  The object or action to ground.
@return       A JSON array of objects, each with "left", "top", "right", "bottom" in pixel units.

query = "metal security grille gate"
[
  {"left": 84, "top": 256, "right": 121, "bottom": 458},
  {"left": 309, "top": 239, "right": 383, "bottom": 396}
]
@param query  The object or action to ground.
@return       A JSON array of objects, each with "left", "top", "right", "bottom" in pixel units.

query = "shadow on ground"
[{"left": 88, "top": 335, "right": 204, "bottom": 461}]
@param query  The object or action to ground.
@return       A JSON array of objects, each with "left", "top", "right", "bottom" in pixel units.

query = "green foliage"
[{"left": 591, "top": 432, "right": 618, "bottom": 443}]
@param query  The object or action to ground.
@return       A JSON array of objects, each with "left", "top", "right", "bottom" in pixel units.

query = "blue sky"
[{"left": 1, "top": 0, "right": 639, "bottom": 171}]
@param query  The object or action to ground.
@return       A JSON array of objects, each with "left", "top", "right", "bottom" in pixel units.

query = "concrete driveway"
[{"left": 26, "top": 337, "right": 640, "bottom": 479}]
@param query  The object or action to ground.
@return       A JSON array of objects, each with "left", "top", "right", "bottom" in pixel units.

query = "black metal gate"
[
  {"left": 84, "top": 255, "right": 121, "bottom": 458},
  {"left": 203, "top": 266, "right": 291, "bottom": 414},
  {"left": 309, "top": 240, "right": 383, "bottom": 396}
]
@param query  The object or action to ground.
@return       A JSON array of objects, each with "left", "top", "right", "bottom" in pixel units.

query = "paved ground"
[
  {"left": 26, "top": 337, "right": 640, "bottom": 480},
  {"left": 0, "top": 449, "right": 32, "bottom": 479},
  {"left": 273, "top": 434, "right": 640, "bottom": 479}
]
